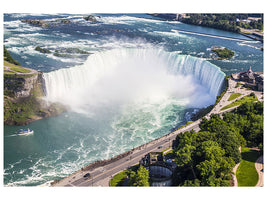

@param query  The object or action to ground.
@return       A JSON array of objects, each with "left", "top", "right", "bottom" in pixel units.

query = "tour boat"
[{"left": 16, "top": 128, "right": 34, "bottom": 136}]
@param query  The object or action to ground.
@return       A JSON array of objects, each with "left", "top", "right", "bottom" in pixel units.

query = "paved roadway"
[
  {"left": 55, "top": 120, "right": 201, "bottom": 187},
  {"left": 53, "top": 77, "right": 263, "bottom": 187}
]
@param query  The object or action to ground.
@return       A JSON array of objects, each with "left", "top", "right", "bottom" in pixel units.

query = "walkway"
[
  {"left": 255, "top": 156, "right": 264, "bottom": 187},
  {"left": 52, "top": 77, "right": 263, "bottom": 187},
  {"left": 232, "top": 163, "right": 241, "bottom": 187},
  {"left": 211, "top": 78, "right": 263, "bottom": 116}
]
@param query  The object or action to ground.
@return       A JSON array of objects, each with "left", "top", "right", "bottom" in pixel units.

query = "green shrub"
[{"left": 212, "top": 47, "right": 234, "bottom": 59}]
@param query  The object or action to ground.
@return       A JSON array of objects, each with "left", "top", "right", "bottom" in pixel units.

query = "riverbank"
[
  {"left": 50, "top": 77, "right": 228, "bottom": 186},
  {"left": 4, "top": 61, "right": 66, "bottom": 125},
  {"left": 51, "top": 73, "right": 263, "bottom": 187}
]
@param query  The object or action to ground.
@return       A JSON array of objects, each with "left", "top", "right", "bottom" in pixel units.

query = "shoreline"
[
  {"left": 51, "top": 75, "right": 263, "bottom": 187},
  {"left": 51, "top": 78, "right": 228, "bottom": 186}
]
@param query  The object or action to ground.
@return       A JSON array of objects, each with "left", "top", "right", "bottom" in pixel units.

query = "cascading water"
[
  {"left": 18, "top": 47, "right": 225, "bottom": 186},
  {"left": 43, "top": 48, "right": 225, "bottom": 113}
]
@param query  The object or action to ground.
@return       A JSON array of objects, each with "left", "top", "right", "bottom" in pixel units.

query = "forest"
[
  {"left": 181, "top": 14, "right": 263, "bottom": 33},
  {"left": 171, "top": 101, "right": 263, "bottom": 186}
]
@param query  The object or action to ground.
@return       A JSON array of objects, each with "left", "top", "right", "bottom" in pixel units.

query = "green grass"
[
  {"left": 4, "top": 60, "right": 19, "bottom": 68},
  {"left": 175, "top": 121, "right": 194, "bottom": 131},
  {"left": 4, "top": 61, "right": 31, "bottom": 73},
  {"left": 110, "top": 170, "right": 129, "bottom": 186},
  {"left": 221, "top": 95, "right": 258, "bottom": 111},
  {"left": 4, "top": 70, "right": 15, "bottom": 74},
  {"left": 110, "top": 165, "right": 139, "bottom": 186},
  {"left": 228, "top": 93, "right": 242, "bottom": 101},
  {"left": 10, "top": 67, "right": 31, "bottom": 73},
  {"left": 236, "top": 147, "right": 261, "bottom": 186}
]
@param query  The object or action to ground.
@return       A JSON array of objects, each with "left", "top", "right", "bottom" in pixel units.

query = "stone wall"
[{"left": 147, "top": 165, "right": 173, "bottom": 186}]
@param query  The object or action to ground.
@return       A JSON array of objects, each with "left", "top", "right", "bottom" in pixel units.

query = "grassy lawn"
[
  {"left": 4, "top": 70, "right": 15, "bottom": 74},
  {"left": 4, "top": 61, "right": 31, "bottom": 73},
  {"left": 110, "top": 170, "right": 129, "bottom": 186},
  {"left": 236, "top": 147, "right": 261, "bottom": 186},
  {"left": 10, "top": 67, "right": 32, "bottom": 73},
  {"left": 228, "top": 93, "right": 241, "bottom": 101},
  {"left": 221, "top": 94, "right": 258, "bottom": 111},
  {"left": 110, "top": 165, "right": 139, "bottom": 186},
  {"left": 4, "top": 60, "right": 19, "bottom": 68}
]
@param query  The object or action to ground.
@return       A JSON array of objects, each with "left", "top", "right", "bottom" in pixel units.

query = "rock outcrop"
[
  {"left": 4, "top": 72, "right": 66, "bottom": 125},
  {"left": 4, "top": 73, "right": 39, "bottom": 98},
  {"left": 21, "top": 18, "right": 71, "bottom": 28},
  {"left": 83, "top": 15, "right": 97, "bottom": 22}
]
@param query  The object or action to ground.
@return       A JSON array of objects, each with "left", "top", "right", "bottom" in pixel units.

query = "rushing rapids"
[{"left": 4, "top": 13, "right": 262, "bottom": 187}]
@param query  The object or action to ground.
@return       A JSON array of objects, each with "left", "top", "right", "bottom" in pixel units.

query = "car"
[
  {"left": 83, "top": 173, "right": 91, "bottom": 178},
  {"left": 158, "top": 146, "right": 163, "bottom": 149}
]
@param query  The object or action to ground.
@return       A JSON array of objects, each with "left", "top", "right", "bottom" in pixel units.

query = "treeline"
[
  {"left": 4, "top": 46, "right": 20, "bottom": 65},
  {"left": 238, "top": 20, "right": 263, "bottom": 30},
  {"left": 172, "top": 101, "right": 263, "bottom": 186},
  {"left": 181, "top": 14, "right": 263, "bottom": 33}
]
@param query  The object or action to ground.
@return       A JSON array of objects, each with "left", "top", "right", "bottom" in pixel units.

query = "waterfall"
[{"left": 43, "top": 48, "right": 225, "bottom": 111}]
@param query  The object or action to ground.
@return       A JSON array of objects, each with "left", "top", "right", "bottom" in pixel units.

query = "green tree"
[
  {"left": 175, "top": 144, "right": 197, "bottom": 178},
  {"left": 4, "top": 46, "right": 20, "bottom": 65},
  {"left": 128, "top": 166, "right": 149, "bottom": 186},
  {"left": 196, "top": 142, "right": 234, "bottom": 186}
]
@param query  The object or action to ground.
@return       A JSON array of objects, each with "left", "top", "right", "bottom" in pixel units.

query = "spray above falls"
[{"left": 43, "top": 48, "right": 225, "bottom": 113}]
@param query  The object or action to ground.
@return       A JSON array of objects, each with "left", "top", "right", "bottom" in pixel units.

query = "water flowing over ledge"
[{"left": 43, "top": 48, "right": 225, "bottom": 111}]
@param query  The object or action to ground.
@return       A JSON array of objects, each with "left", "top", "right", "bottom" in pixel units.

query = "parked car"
[{"left": 83, "top": 173, "right": 91, "bottom": 178}]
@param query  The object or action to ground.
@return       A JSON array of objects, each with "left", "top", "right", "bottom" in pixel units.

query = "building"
[
  {"left": 239, "top": 66, "right": 255, "bottom": 83},
  {"left": 238, "top": 66, "right": 263, "bottom": 91},
  {"left": 140, "top": 152, "right": 175, "bottom": 186}
]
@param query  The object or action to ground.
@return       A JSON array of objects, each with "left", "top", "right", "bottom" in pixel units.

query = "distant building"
[
  {"left": 140, "top": 152, "right": 164, "bottom": 166},
  {"left": 241, "top": 19, "right": 251, "bottom": 23},
  {"left": 238, "top": 66, "right": 263, "bottom": 91},
  {"left": 239, "top": 66, "right": 255, "bottom": 83},
  {"left": 248, "top": 17, "right": 262, "bottom": 22}
]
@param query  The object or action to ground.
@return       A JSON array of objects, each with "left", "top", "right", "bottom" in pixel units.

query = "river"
[{"left": 3, "top": 13, "right": 263, "bottom": 186}]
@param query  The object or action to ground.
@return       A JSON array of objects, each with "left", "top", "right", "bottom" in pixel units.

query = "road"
[
  {"left": 53, "top": 77, "right": 263, "bottom": 187},
  {"left": 54, "top": 120, "right": 201, "bottom": 187}
]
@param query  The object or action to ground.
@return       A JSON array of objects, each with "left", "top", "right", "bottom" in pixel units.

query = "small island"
[{"left": 212, "top": 47, "right": 234, "bottom": 59}]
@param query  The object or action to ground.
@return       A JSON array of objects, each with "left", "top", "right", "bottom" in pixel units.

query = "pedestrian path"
[{"left": 255, "top": 156, "right": 264, "bottom": 187}]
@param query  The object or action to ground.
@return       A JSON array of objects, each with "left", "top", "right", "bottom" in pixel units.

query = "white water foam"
[
  {"left": 98, "top": 15, "right": 163, "bottom": 25},
  {"left": 43, "top": 48, "right": 225, "bottom": 113}
]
